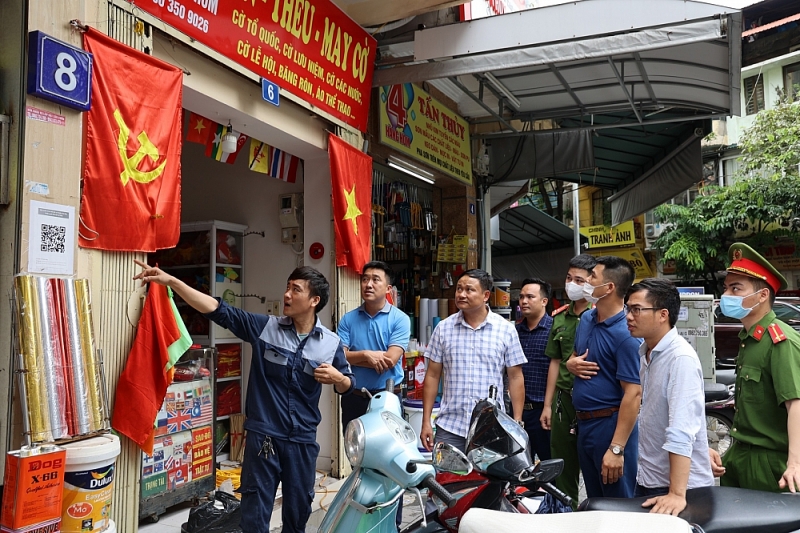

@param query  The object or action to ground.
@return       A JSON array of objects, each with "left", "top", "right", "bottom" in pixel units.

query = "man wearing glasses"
[{"left": 626, "top": 278, "right": 713, "bottom": 516}]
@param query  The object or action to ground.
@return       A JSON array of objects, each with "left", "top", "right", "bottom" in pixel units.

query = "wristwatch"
[
  {"left": 517, "top": 420, "right": 525, "bottom": 428},
  {"left": 609, "top": 443, "right": 624, "bottom": 456}
]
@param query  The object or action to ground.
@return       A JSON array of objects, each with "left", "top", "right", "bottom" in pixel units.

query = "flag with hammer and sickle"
[{"left": 80, "top": 28, "right": 183, "bottom": 252}]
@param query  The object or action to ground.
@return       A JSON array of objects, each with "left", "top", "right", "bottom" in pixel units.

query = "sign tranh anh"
[
  {"left": 379, "top": 83, "right": 473, "bottom": 185},
  {"left": 130, "top": 0, "right": 376, "bottom": 131},
  {"left": 579, "top": 220, "right": 636, "bottom": 249}
]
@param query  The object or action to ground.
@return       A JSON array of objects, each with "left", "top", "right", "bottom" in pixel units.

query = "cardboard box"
[{"left": 1, "top": 446, "right": 66, "bottom": 532}]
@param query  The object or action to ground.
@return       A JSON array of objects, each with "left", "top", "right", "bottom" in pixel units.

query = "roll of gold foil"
[
  {"left": 75, "top": 279, "right": 104, "bottom": 431},
  {"left": 14, "top": 275, "right": 52, "bottom": 442}
]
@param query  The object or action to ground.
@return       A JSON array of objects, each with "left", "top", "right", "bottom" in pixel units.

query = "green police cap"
[{"left": 727, "top": 242, "right": 787, "bottom": 292}]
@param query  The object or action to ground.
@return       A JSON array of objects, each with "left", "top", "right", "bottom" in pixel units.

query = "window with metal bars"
[{"left": 744, "top": 74, "right": 765, "bottom": 115}]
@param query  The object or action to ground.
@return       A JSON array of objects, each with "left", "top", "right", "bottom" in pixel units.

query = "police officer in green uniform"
[
  {"left": 540, "top": 254, "right": 596, "bottom": 507},
  {"left": 717, "top": 243, "right": 800, "bottom": 493}
]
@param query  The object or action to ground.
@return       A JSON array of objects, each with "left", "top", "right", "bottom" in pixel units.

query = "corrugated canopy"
[
  {"left": 374, "top": 0, "right": 742, "bottom": 222},
  {"left": 492, "top": 204, "right": 575, "bottom": 257}
]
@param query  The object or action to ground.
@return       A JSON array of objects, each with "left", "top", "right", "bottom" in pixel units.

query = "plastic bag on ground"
[{"left": 183, "top": 491, "right": 242, "bottom": 533}]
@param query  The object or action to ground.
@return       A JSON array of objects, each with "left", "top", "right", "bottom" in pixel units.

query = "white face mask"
[
  {"left": 582, "top": 282, "right": 609, "bottom": 304},
  {"left": 565, "top": 281, "right": 585, "bottom": 302}
]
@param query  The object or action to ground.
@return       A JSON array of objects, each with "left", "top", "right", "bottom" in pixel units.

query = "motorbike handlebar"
[
  {"left": 540, "top": 482, "right": 573, "bottom": 508},
  {"left": 422, "top": 475, "right": 457, "bottom": 508}
]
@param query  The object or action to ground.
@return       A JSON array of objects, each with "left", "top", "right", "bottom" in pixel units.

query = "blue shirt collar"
[{"left": 358, "top": 301, "right": 392, "bottom": 317}]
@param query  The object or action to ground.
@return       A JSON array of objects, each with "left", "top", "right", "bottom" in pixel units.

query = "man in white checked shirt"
[{"left": 420, "top": 269, "right": 527, "bottom": 453}]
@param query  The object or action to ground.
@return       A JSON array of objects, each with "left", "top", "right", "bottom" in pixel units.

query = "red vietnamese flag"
[
  {"left": 112, "top": 283, "right": 180, "bottom": 455},
  {"left": 329, "top": 135, "right": 372, "bottom": 273},
  {"left": 80, "top": 28, "right": 183, "bottom": 252},
  {"left": 186, "top": 112, "right": 214, "bottom": 144}
]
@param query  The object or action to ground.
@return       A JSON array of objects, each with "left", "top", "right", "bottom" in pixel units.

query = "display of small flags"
[
  {"left": 205, "top": 123, "right": 248, "bottom": 164},
  {"left": 247, "top": 138, "right": 302, "bottom": 182}
]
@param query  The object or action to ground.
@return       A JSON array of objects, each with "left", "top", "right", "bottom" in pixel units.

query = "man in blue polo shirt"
[
  {"left": 339, "top": 262, "right": 410, "bottom": 427},
  {"left": 567, "top": 255, "right": 642, "bottom": 498},
  {"left": 134, "top": 261, "right": 354, "bottom": 533},
  {"left": 338, "top": 261, "right": 410, "bottom": 530}
]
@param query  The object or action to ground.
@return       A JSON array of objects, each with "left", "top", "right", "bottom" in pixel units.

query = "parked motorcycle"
[
  {"left": 318, "top": 380, "right": 470, "bottom": 533},
  {"left": 459, "top": 486, "right": 800, "bottom": 533},
  {"left": 402, "top": 386, "right": 572, "bottom": 533},
  {"left": 704, "top": 380, "right": 734, "bottom": 458}
]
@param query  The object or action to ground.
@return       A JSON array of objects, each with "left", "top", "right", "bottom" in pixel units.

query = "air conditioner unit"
[{"left": 645, "top": 223, "right": 672, "bottom": 250}]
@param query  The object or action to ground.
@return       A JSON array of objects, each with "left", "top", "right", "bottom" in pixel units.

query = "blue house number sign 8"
[{"left": 28, "top": 31, "right": 93, "bottom": 112}]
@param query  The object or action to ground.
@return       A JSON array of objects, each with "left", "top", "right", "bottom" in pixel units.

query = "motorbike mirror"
[
  {"left": 432, "top": 443, "right": 473, "bottom": 476},
  {"left": 533, "top": 458, "right": 564, "bottom": 483}
]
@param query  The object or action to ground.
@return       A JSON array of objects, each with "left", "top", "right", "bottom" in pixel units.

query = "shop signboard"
[
  {"left": 764, "top": 243, "right": 800, "bottom": 270},
  {"left": 579, "top": 220, "right": 636, "bottom": 249},
  {"left": 130, "top": 0, "right": 376, "bottom": 131},
  {"left": 378, "top": 83, "right": 473, "bottom": 185},
  {"left": 591, "top": 247, "right": 653, "bottom": 279}
]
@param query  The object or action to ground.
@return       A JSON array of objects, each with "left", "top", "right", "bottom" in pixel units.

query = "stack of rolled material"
[{"left": 14, "top": 275, "right": 105, "bottom": 443}]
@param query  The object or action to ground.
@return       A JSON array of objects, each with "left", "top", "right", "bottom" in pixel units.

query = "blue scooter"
[{"left": 318, "top": 380, "right": 470, "bottom": 533}]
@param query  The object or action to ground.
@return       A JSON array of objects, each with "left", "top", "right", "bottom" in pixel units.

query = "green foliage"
[{"left": 653, "top": 100, "right": 800, "bottom": 288}]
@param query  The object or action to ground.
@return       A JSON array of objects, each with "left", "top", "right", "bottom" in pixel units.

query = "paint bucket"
[
  {"left": 493, "top": 280, "right": 511, "bottom": 308},
  {"left": 493, "top": 307, "right": 512, "bottom": 322},
  {"left": 61, "top": 434, "right": 120, "bottom": 533},
  {"left": 402, "top": 399, "right": 440, "bottom": 458}
]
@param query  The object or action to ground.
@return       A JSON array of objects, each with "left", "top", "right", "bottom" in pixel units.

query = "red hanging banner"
[
  {"left": 128, "top": 0, "right": 376, "bottom": 132},
  {"left": 328, "top": 135, "right": 372, "bottom": 273},
  {"left": 80, "top": 28, "right": 183, "bottom": 252}
]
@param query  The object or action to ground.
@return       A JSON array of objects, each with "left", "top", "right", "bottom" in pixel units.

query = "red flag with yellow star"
[
  {"left": 329, "top": 134, "right": 372, "bottom": 273},
  {"left": 80, "top": 28, "right": 183, "bottom": 252},
  {"left": 186, "top": 112, "right": 214, "bottom": 144}
]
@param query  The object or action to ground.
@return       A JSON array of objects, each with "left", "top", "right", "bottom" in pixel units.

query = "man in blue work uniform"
[
  {"left": 567, "top": 256, "right": 642, "bottom": 498},
  {"left": 338, "top": 261, "right": 410, "bottom": 530},
  {"left": 134, "top": 261, "right": 354, "bottom": 533}
]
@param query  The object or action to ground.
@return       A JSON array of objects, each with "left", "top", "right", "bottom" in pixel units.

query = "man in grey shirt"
[{"left": 626, "top": 279, "right": 713, "bottom": 515}]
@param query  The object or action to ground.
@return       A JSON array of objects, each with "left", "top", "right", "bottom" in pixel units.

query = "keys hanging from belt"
[
  {"left": 569, "top": 419, "right": 577, "bottom": 435},
  {"left": 259, "top": 435, "right": 275, "bottom": 457}
]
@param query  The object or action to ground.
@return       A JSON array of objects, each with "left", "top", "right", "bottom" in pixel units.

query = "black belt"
[
  {"left": 575, "top": 406, "right": 620, "bottom": 421},
  {"left": 524, "top": 401, "right": 544, "bottom": 410},
  {"left": 352, "top": 386, "right": 402, "bottom": 398}
]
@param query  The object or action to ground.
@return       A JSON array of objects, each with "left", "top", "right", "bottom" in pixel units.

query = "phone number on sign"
[{"left": 152, "top": 0, "right": 212, "bottom": 33}]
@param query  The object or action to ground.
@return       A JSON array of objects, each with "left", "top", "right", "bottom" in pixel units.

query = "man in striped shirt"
[{"left": 419, "top": 269, "right": 527, "bottom": 453}]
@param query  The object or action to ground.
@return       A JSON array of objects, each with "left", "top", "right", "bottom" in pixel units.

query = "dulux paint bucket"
[{"left": 60, "top": 434, "right": 120, "bottom": 533}]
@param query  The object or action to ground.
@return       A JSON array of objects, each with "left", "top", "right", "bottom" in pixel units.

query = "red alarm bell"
[{"left": 309, "top": 242, "right": 325, "bottom": 260}]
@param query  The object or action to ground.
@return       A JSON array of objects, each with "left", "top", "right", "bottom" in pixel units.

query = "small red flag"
[
  {"left": 329, "top": 135, "right": 372, "bottom": 273},
  {"left": 186, "top": 112, "right": 214, "bottom": 144},
  {"left": 112, "top": 283, "right": 180, "bottom": 454},
  {"left": 80, "top": 28, "right": 183, "bottom": 252}
]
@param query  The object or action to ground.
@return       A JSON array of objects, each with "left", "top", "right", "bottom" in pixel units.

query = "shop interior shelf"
[{"left": 217, "top": 376, "right": 241, "bottom": 382}]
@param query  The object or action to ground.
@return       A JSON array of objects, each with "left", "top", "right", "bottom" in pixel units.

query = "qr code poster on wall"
[{"left": 27, "top": 200, "right": 75, "bottom": 275}]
